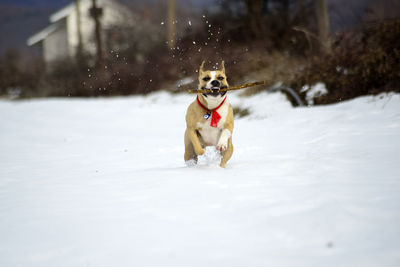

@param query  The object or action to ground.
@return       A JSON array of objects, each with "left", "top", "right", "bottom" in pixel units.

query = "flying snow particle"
[
  {"left": 192, "top": 41, "right": 196, "bottom": 44},
  {"left": 188, "top": 20, "right": 192, "bottom": 26},
  {"left": 160, "top": 21, "right": 164, "bottom": 25}
]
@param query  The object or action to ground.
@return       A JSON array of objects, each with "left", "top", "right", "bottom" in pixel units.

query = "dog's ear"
[
  {"left": 221, "top": 61, "right": 225, "bottom": 73},
  {"left": 199, "top": 61, "right": 205, "bottom": 74}
]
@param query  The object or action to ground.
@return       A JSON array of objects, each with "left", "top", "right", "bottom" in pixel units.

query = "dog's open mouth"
[{"left": 201, "top": 86, "right": 228, "bottom": 97}]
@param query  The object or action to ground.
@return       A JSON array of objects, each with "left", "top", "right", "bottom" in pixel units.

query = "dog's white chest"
[{"left": 197, "top": 100, "right": 229, "bottom": 146}]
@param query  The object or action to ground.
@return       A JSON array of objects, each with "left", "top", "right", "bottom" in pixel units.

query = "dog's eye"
[
  {"left": 202, "top": 76, "right": 211, "bottom": 81},
  {"left": 217, "top": 76, "right": 225, "bottom": 81}
]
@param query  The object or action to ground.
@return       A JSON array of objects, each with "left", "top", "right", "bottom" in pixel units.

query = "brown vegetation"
[
  {"left": 0, "top": 0, "right": 398, "bottom": 105},
  {"left": 292, "top": 18, "right": 400, "bottom": 104}
]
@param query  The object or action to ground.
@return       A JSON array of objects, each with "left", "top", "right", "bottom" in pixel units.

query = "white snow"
[
  {"left": 301, "top": 83, "right": 329, "bottom": 105},
  {"left": 0, "top": 91, "right": 400, "bottom": 267},
  {"left": 175, "top": 77, "right": 194, "bottom": 88}
]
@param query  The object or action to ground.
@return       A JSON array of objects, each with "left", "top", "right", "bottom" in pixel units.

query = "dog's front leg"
[
  {"left": 218, "top": 128, "right": 234, "bottom": 168},
  {"left": 216, "top": 129, "right": 231, "bottom": 152},
  {"left": 220, "top": 137, "right": 233, "bottom": 168},
  {"left": 188, "top": 129, "right": 205, "bottom": 155},
  {"left": 217, "top": 106, "right": 234, "bottom": 167}
]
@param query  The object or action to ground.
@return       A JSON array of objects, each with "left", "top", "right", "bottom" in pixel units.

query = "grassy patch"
[{"left": 233, "top": 106, "right": 251, "bottom": 118}]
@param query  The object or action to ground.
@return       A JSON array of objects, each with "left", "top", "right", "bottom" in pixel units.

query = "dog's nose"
[{"left": 211, "top": 80, "right": 221, "bottom": 88}]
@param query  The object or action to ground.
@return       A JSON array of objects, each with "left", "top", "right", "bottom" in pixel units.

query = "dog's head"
[{"left": 198, "top": 61, "right": 229, "bottom": 98}]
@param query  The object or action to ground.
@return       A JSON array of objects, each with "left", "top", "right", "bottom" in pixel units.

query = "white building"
[{"left": 27, "top": 0, "right": 133, "bottom": 63}]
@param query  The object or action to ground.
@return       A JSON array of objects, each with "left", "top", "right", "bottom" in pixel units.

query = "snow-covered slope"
[{"left": 0, "top": 92, "right": 399, "bottom": 267}]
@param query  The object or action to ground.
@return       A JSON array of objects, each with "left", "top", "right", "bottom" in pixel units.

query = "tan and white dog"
[{"left": 184, "top": 61, "right": 234, "bottom": 168}]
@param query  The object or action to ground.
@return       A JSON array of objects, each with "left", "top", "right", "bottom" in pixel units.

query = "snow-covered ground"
[{"left": 0, "top": 91, "right": 399, "bottom": 267}]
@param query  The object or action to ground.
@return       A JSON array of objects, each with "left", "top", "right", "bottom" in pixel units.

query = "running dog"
[{"left": 184, "top": 61, "right": 234, "bottom": 168}]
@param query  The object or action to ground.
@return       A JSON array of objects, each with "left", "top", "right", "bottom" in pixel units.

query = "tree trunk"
[
  {"left": 74, "top": 0, "right": 83, "bottom": 58},
  {"left": 91, "top": 0, "right": 104, "bottom": 68},
  {"left": 167, "top": 0, "right": 176, "bottom": 49},
  {"left": 316, "top": 0, "right": 330, "bottom": 53},
  {"left": 298, "top": 0, "right": 306, "bottom": 21},
  {"left": 262, "top": 0, "right": 269, "bottom": 14},
  {"left": 245, "top": 0, "right": 264, "bottom": 39},
  {"left": 282, "top": 0, "right": 289, "bottom": 27}
]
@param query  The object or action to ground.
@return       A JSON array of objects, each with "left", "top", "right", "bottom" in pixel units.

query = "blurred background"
[{"left": 0, "top": 0, "right": 399, "bottom": 104}]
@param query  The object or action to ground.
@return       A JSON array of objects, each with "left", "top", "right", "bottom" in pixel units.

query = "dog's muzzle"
[{"left": 202, "top": 86, "right": 227, "bottom": 97}]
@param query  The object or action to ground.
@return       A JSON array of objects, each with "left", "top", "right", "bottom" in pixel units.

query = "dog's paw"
[
  {"left": 216, "top": 141, "right": 227, "bottom": 152},
  {"left": 185, "top": 159, "right": 197, "bottom": 166},
  {"left": 195, "top": 147, "right": 205, "bottom": 155}
]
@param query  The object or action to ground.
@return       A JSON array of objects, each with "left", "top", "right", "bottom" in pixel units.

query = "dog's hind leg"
[
  {"left": 184, "top": 130, "right": 198, "bottom": 164},
  {"left": 220, "top": 138, "right": 233, "bottom": 168}
]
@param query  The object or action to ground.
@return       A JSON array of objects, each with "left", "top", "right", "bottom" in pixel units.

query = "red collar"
[{"left": 197, "top": 95, "right": 227, "bottom": 127}]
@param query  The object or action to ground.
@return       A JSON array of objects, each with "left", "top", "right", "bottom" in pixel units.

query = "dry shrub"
[
  {"left": 0, "top": 49, "right": 44, "bottom": 98},
  {"left": 167, "top": 38, "right": 306, "bottom": 95},
  {"left": 42, "top": 50, "right": 163, "bottom": 97},
  {"left": 238, "top": 52, "right": 306, "bottom": 96},
  {"left": 292, "top": 18, "right": 400, "bottom": 104}
]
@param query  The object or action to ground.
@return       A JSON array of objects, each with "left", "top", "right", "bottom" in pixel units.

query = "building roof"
[
  {"left": 27, "top": 22, "right": 61, "bottom": 46},
  {"left": 26, "top": 0, "right": 90, "bottom": 46},
  {"left": 50, "top": 0, "right": 92, "bottom": 23},
  {"left": 27, "top": 0, "right": 130, "bottom": 47},
  {"left": 49, "top": 0, "right": 122, "bottom": 23}
]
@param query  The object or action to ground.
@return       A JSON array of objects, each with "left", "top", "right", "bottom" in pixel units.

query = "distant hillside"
[
  {"left": 0, "top": 0, "right": 167, "bottom": 7},
  {"left": 0, "top": 0, "right": 70, "bottom": 7},
  {"left": 0, "top": 0, "right": 199, "bottom": 55},
  {"left": 0, "top": 0, "right": 396, "bottom": 55}
]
